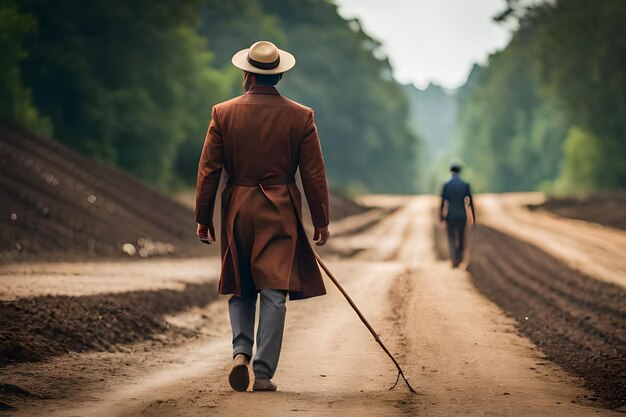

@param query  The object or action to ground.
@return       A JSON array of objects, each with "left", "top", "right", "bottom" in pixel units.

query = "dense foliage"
[
  {"left": 456, "top": 0, "right": 626, "bottom": 193},
  {"left": 1, "top": 0, "right": 419, "bottom": 193},
  {"left": 0, "top": 1, "right": 51, "bottom": 136}
]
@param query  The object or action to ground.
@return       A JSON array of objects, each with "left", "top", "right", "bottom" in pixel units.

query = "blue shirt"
[{"left": 441, "top": 175, "right": 472, "bottom": 220}]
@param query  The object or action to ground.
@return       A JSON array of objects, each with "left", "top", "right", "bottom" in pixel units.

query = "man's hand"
[
  {"left": 197, "top": 223, "right": 216, "bottom": 244},
  {"left": 313, "top": 226, "right": 330, "bottom": 246}
]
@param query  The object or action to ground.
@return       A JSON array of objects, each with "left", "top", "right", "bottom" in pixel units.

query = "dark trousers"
[{"left": 446, "top": 218, "right": 466, "bottom": 265}]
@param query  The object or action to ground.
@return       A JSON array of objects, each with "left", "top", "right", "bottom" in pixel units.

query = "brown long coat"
[{"left": 195, "top": 86, "right": 330, "bottom": 300}]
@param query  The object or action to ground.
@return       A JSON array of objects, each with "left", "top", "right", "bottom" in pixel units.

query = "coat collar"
[{"left": 246, "top": 86, "right": 280, "bottom": 95}]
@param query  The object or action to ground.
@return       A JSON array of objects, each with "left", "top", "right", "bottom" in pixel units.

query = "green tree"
[
  {"left": 531, "top": 0, "right": 626, "bottom": 189},
  {"left": 18, "top": 0, "right": 231, "bottom": 187},
  {"left": 0, "top": 1, "right": 50, "bottom": 136},
  {"left": 200, "top": 0, "right": 420, "bottom": 193},
  {"left": 454, "top": 0, "right": 624, "bottom": 193},
  {"left": 554, "top": 127, "right": 602, "bottom": 194},
  {"left": 5, "top": 0, "right": 421, "bottom": 193},
  {"left": 456, "top": 32, "right": 567, "bottom": 192}
]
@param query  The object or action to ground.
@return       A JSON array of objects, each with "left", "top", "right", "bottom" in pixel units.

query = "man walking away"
[
  {"left": 439, "top": 163, "right": 475, "bottom": 268},
  {"left": 195, "top": 41, "right": 330, "bottom": 392}
]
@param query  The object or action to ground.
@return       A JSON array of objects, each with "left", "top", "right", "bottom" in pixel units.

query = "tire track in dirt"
[{"left": 467, "top": 224, "right": 626, "bottom": 408}]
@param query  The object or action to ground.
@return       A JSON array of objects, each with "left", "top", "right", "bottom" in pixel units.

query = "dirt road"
[{"left": 2, "top": 195, "right": 622, "bottom": 416}]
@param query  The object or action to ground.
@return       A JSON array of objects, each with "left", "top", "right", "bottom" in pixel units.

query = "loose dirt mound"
[
  {"left": 327, "top": 190, "right": 369, "bottom": 220},
  {"left": 464, "top": 225, "right": 626, "bottom": 409},
  {"left": 1, "top": 124, "right": 367, "bottom": 263},
  {"left": 0, "top": 124, "right": 208, "bottom": 262},
  {"left": 0, "top": 282, "right": 217, "bottom": 367},
  {"left": 530, "top": 194, "right": 626, "bottom": 231}
]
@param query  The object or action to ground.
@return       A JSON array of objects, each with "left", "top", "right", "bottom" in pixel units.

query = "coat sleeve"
[
  {"left": 195, "top": 107, "right": 224, "bottom": 225},
  {"left": 298, "top": 110, "right": 330, "bottom": 229}
]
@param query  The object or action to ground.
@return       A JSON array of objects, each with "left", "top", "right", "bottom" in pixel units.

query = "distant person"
[
  {"left": 195, "top": 41, "right": 330, "bottom": 392},
  {"left": 439, "top": 163, "right": 475, "bottom": 267}
]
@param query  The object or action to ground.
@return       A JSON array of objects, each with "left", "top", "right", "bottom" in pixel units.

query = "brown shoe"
[
  {"left": 228, "top": 354, "right": 250, "bottom": 392},
  {"left": 253, "top": 378, "right": 277, "bottom": 391}
]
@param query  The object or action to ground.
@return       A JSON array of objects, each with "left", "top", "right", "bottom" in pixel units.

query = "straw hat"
[{"left": 231, "top": 41, "right": 296, "bottom": 75}]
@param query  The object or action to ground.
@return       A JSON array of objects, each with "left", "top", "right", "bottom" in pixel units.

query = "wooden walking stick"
[{"left": 314, "top": 253, "right": 416, "bottom": 393}]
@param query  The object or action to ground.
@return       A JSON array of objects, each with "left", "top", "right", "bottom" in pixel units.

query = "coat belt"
[{"left": 227, "top": 175, "right": 295, "bottom": 187}]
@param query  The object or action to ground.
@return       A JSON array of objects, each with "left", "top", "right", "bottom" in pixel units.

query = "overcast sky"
[{"left": 334, "top": 0, "right": 513, "bottom": 89}]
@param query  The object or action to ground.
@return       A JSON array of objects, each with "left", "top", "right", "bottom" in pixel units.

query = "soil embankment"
[
  {"left": 0, "top": 282, "right": 218, "bottom": 366},
  {"left": 1, "top": 124, "right": 369, "bottom": 263},
  {"left": 471, "top": 225, "right": 625, "bottom": 408},
  {"left": 530, "top": 193, "right": 626, "bottom": 231},
  {"left": 0, "top": 124, "right": 207, "bottom": 262}
]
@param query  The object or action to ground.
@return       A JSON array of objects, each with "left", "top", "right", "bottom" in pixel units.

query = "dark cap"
[{"left": 450, "top": 162, "right": 462, "bottom": 173}]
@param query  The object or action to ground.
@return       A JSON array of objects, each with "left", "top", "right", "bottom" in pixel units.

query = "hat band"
[{"left": 247, "top": 54, "right": 280, "bottom": 70}]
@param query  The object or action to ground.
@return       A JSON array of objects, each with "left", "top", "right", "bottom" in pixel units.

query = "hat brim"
[{"left": 231, "top": 48, "right": 296, "bottom": 74}]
